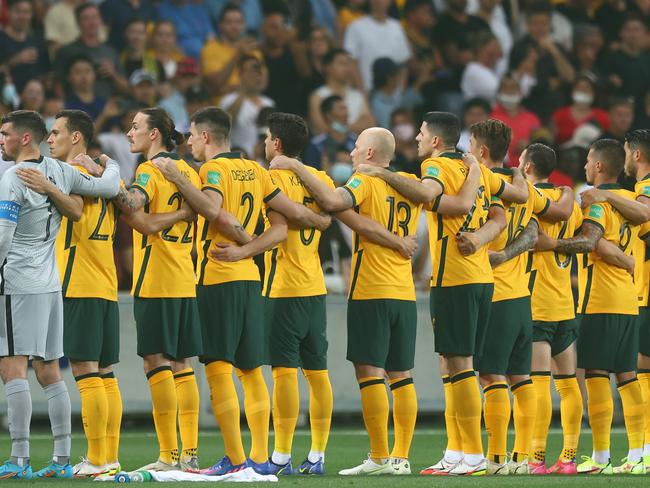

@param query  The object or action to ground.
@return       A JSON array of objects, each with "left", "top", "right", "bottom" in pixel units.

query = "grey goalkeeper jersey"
[{"left": 0, "top": 156, "right": 120, "bottom": 295}]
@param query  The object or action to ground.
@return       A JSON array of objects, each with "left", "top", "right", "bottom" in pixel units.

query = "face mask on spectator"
[
  {"left": 497, "top": 93, "right": 521, "bottom": 109},
  {"left": 572, "top": 91, "right": 594, "bottom": 106},
  {"left": 331, "top": 121, "right": 348, "bottom": 134},
  {"left": 330, "top": 162, "right": 353, "bottom": 184},
  {"left": 2, "top": 83, "right": 17, "bottom": 107},
  {"left": 393, "top": 123, "right": 415, "bottom": 141},
  {"left": 44, "top": 116, "right": 56, "bottom": 131}
]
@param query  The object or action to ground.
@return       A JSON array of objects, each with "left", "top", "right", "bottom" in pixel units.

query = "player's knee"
[
  {"left": 70, "top": 361, "right": 99, "bottom": 378},
  {"left": 33, "top": 360, "right": 62, "bottom": 387},
  {"left": 354, "top": 364, "right": 385, "bottom": 380},
  {"left": 0, "top": 356, "right": 29, "bottom": 384}
]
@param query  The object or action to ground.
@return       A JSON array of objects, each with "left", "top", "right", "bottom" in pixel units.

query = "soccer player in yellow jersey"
[
  {"left": 543, "top": 139, "right": 645, "bottom": 475},
  {"left": 111, "top": 108, "right": 203, "bottom": 472},
  {"left": 356, "top": 112, "right": 528, "bottom": 475},
  {"left": 519, "top": 143, "right": 585, "bottom": 475},
  {"left": 152, "top": 107, "right": 330, "bottom": 476},
  {"left": 463, "top": 123, "right": 574, "bottom": 475},
  {"left": 270, "top": 127, "right": 421, "bottom": 476}
]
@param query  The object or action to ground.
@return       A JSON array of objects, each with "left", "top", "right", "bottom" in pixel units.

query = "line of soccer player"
[{"left": 0, "top": 105, "right": 649, "bottom": 478}]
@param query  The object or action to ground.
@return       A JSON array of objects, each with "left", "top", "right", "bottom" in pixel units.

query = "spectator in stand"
[
  {"left": 64, "top": 54, "right": 107, "bottom": 120},
  {"left": 0, "top": 0, "right": 49, "bottom": 92},
  {"left": 220, "top": 55, "right": 274, "bottom": 157},
  {"left": 571, "top": 24, "right": 605, "bottom": 82},
  {"left": 515, "top": 0, "right": 573, "bottom": 51},
  {"left": 491, "top": 73, "right": 542, "bottom": 165},
  {"left": 461, "top": 31, "right": 502, "bottom": 103},
  {"left": 600, "top": 97, "right": 635, "bottom": 142},
  {"left": 120, "top": 18, "right": 165, "bottom": 81},
  {"left": 302, "top": 25, "right": 335, "bottom": 98},
  {"left": 42, "top": 96, "right": 64, "bottom": 130},
  {"left": 43, "top": 0, "right": 83, "bottom": 55},
  {"left": 510, "top": 1, "right": 575, "bottom": 123},
  {"left": 148, "top": 21, "right": 185, "bottom": 80},
  {"left": 201, "top": 3, "right": 263, "bottom": 99},
  {"left": 18, "top": 78, "right": 44, "bottom": 111},
  {"left": 158, "top": 57, "right": 201, "bottom": 132},
  {"left": 204, "top": 0, "right": 263, "bottom": 34},
  {"left": 100, "top": 0, "right": 157, "bottom": 52},
  {"left": 594, "top": 0, "right": 629, "bottom": 46},
  {"left": 128, "top": 69, "right": 158, "bottom": 106},
  {"left": 158, "top": 0, "right": 214, "bottom": 60},
  {"left": 343, "top": 0, "right": 411, "bottom": 90},
  {"left": 403, "top": 0, "right": 436, "bottom": 66},
  {"left": 508, "top": 38, "right": 539, "bottom": 98},
  {"left": 304, "top": 95, "right": 356, "bottom": 171},
  {"left": 601, "top": 15, "right": 650, "bottom": 121},
  {"left": 56, "top": 3, "right": 128, "bottom": 100},
  {"left": 185, "top": 84, "right": 212, "bottom": 121},
  {"left": 309, "top": 49, "right": 374, "bottom": 135},
  {"left": 390, "top": 108, "right": 420, "bottom": 175},
  {"left": 635, "top": 88, "right": 650, "bottom": 130},
  {"left": 338, "top": 0, "right": 366, "bottom": 32},
  {"left": 457, "top": 97, "right": 491, "bottom": 152},
  {"left": 260, "top": 9, "right": 310, "bottom": 114},
  {"left": 472, "top": 0, "right": 512, "bottom": 73},
  {"left": 369, "top": 57, "right": 424, "bottom": 129},
  {"left": 97, "top": 104, "right": 143, "bottom": 184},
  {"left": 552, "top": 75, "right": 609, "bottom": 145}
]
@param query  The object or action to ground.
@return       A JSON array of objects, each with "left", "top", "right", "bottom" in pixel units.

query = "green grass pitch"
[{"left": 1, "top": 429, "right": 646, "bottom": 486}]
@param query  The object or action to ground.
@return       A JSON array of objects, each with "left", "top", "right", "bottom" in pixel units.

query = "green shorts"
[
  {"left": 347, "top": 299, "right": 416, "bottom": 371},
  {"left": 133, "top": 297, "right": 203, "bottom": 360},
  {"left": 533, "top": 318, "right": 580, "bottom": 357},
  {"left": 197, "top": 281, "right": 266, "bottom": 370},
  {"left": 577, "top": 313, "right": 639, "bottom": 372},
  {"left": 475, "top": 296, "right": 532, "bottom": 375},
  {"left": 267, "top": 295, "right": 327, "bottom": 370},
  {"left": 63, "top": 298, "right": 119, "bottom": 367},
  {"left": 638, "top": 307, "right": 650, "bottom": 357},
  {"left": 429, "top": 287, "right": 437, "bottom": 323},
  {"left": 433, "top": 283, "right": 493, "bottom": 357}
]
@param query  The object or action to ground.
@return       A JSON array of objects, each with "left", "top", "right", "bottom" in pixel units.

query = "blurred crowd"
[{"left": 1, "top": 0, "right": 649, "bottom": 289}]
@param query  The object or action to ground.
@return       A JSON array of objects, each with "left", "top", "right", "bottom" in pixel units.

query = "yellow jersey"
[
  {"left": 424, "top": 153, "right": 506, "bottom": 287},
  {"left": 56, "top": 166, "right": 118, "bottom": 301},
  {"left": 130, "top": 153, "right": 200, "bottom": 298},
  {"left": 197, "top": 152, "right": 280, "bottom": 286},
  {"left": 530, "top": 184, "right": 582, "bottom": 322},
  {"left": 262, "top": 168, "right": 333, "bottom": 298},
  {"left": 577, "top": 185, "right": 638, "bottom": 315},
  {"left": 634, "top": 175, "right": 650, "bottom": 307},
  {"left": 489, "top": 169, "right": 551, "bottom": 302},
  {"left": 343, "top": 170, "right": 422, "bottom": 301}
]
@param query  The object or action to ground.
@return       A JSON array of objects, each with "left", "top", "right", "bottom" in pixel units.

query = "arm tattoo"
[
  {"left": 555, "top": 222, "right": 603, "bottom": 254},
  {"left": 337, "top": 187, "right": 355, "bottom": 209},
  {"left": 113, "top": 187, "right": 144, "bottom": 213},
  {"left": 502, "top": 220, "right": 538, "bottom": 260}
]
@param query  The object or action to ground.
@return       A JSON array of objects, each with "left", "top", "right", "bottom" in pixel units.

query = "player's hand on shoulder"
[
  {"left": 16, "top": 167, "right": 53, "bottom": 194},
  {"left": 398, "top": 235, "right": 418, "bottom": 259},
  {"left": 356, "top": 163, "right": 380, "bottom": 176},
  {"left": 456, "top": 231, "right": 480, "bottom": 256},
  {"left": 461, "top": 153, "right": 479, "bottom": 169},
  {"left": 153, "top": 157, "right": 181, "bottom": 182},
  {"left": 269, "top": 155, "right": 299, "bottom": 171},
  {"left": 72, "top": 154, "right": 104, "bottom": 176},
  {"left": 580, "top": 188, "right": 606, "bottom": 208},
  {"left": 209, "top": 242, "right": 246, "bottom": 262}
]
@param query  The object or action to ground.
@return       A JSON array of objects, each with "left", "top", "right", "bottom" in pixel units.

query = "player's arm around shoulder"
[
  {"left": 434, "top": 155, "right": 481, "bottom": 215},
  {"left": 495, "top": 166, "right": 529, "bottom": 204},
  {"left": 538, "top": 185, "right": 574, "bottom": 223},
  {"left": 356, "top": 161, "right": 443, "bottom": 205},
  {"left": 113, "top": 161, "right": 153, "bottom": 215},
  {"left": 552, "top": 204, "right": 606, "bottom": 254},
  {"left": 580, "top": 186, "right": 650, "bottom": 225}
]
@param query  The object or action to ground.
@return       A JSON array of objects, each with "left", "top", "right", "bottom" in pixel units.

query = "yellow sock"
[
  {"left": 389, "top": 378, "right": 417, "bottom": 459},
  {"left": 272, "top": 367, "right": 299, "bottom": 456},
  {"left": 174, "top": 368, "right": 199, "bottom": 459},
  {"left": 77, "top": 374, "right": 108, "bottom": 466},
  {"left": 585, "top": 375, "right": 613, "bottom": 453},
  {"left": 442, "top": 375, "right": 462, "bottom": 452},
  {"left": 102, "top": 374, "right": 122, "bottom": 463},
  {"left": 205, "top": 361, "right": 246, "bottom": 465},
  {"left": 637, "top": 370, "right": 650, "bottom": 447},
  {"left": 618, "top": 378, "right": 645, "bottom": 451},
  {"left": 512, "top": 379, "right": 536, "bottom": 461},
  {"left": 531, "top": 373, "right": 552, "bottom": 463},
  {"left": 451, "top": 370, "right": 482, "bottom": 455},
  {"left": 483, "top": 382, "right": 510, "bottom": 464},
  {"left": 237, "top": 367, "right": 270, "bottom": 464},
  {"left": 147, "top": 367, "right": 178, "bottom": 464},
  {"left": 554, "top": 375, "right": 582, "bottom": 461},
  {"left": 303, "top": 369, "right": 332, "bottom": 454},
  {"left": 358, "top": 377, "right": 389, "bottom": 460}
]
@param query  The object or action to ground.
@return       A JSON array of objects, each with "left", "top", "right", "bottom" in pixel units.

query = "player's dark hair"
[
  {"left": 218, "top": 2, "right": 242, "bottom": 23},
  {"left": 590, "top": 138, "right": 625, "bottom": 177},
  {"left": 56, "top": 110, "right": 94, "bottom": 146},
  {"left": 190, "top": 107, "right": 231, "bottom": 142},
  {"left": 139, "top": 107, "right": 185, "bottom": 151},
  {"left": 524, "top": 143, "right": 556, "bottom": 178},
  {"left": 423, "top": 111, "right": 460, "bottom": 147},
  {"left": 75, "top": 2, "right": 98, "bottom": 22},
  {"left": 470, "top": 119, "right": 512, "bottom": 162},
  {"left": 1, "top": 110, "right": 47, "bottom": 144},
  {"left": 267, "top": 112, "right": 309, "bottom": 157},
  {"left": 320, "top": 95, "right": 343, "bottom": 118},
  {"left": 625, "top": 129, "right": 650, "bottom": 162},
  {"left": 323, "top": 48, "right": 348, "bottom": 67}
]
